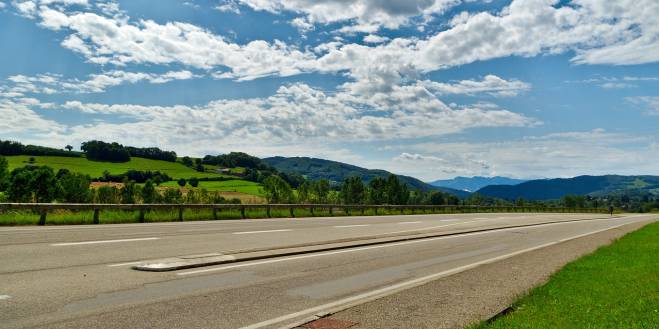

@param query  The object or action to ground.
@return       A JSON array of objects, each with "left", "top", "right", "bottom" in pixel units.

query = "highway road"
[{"left": 0, "top": 213, "right": 655, "bottom": 329}]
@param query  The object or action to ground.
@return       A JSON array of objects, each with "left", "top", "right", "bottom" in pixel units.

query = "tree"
[
  {"left": 385, "top": 175, "right": 409, "bottom": 205},
  {"left": 195, "top": 163, "right": 205, "bottom": 172},
  {"left": 141, "top": 180, "right": 157, "bottom": 204},
  {"left": 181, "top": 156, "right": 193, "bottom": 167},
  {"left": 95, "top": 186, "right": 120, "bottom": 204},
  {"left": 367, "top": 177, "right": 387, "bottom": 204},
  {"left": 177, "top": 178, "right": 187, "bottom": 187},
  {"left": 262, "top": 175, "right": 293, "bottom": 203},
  {"left": 121, "top": 178, "right": 137, "bottom": 204},
  {"left": 297, "top": 181, "right": 311, "bottom": 203},
  {"left": 189, "top": 177, "right": 199, "bottom": 188},
  {"left": 65, "top": 145, "right": 73, "bottom": 152},
  {"left": 57, "top": 172, "right": 91, "bottom": 203},
  {"left": 341, "top": 177, "right": 365, "bottom": 204},
  {"left": 7, "top": 166, "right": 58, "bottom": 203},
  {"left": 81, "top": 140, "right": 130, "bottom": 162},
  {"left": 314, "top": 179, "right": 330, "bottom": 203},
  {"left": 429, "top": 191, "right": 446, "bottom": 205},
  {"left": 0, "top": 156, "right": 8, "bottom": 191}
]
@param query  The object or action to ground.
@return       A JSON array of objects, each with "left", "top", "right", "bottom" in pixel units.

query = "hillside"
[
  {"left": 263, "top": 156, "right": 470, "bottom": 198},
  {"left": 5, "top": 155, "right": 225, "bottom": 180},
  {"left": 430, "top": 176, "right": 526, "bottom": 192},
  {"left": 477, "top": 175, "right": 659, "bottom": 200}
]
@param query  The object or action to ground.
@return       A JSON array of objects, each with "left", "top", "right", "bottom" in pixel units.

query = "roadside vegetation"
[
  {"left": 0, "top": 139, "right": 655, "bottom": 226},
  {"left": 471, "top": 221, "right": 659, "bottom": 329}
]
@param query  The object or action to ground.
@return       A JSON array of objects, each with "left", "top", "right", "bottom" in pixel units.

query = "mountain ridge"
[
  {"left": 430, "top": 176, "right": 527, "bottom": 192},
  {"left": 263, "top": 156, "right": 470, "bottom": 198}
]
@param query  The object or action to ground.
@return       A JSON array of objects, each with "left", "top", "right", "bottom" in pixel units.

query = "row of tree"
[
  {"left": 0, "top": 140, "right": 81, "bottom": 158},
  {"left": 81, "top": 141, "right": 177, "bottom": 163}
]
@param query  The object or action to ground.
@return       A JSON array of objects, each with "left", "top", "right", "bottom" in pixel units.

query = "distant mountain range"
[
  {"left": 429, "top": 176, "right": 526, "bottom": 192},
  {"left": 263, "top": 156, "right": 470, "bottom": 198},
  {"left": 477, "top": 175, "right": 659, "bottom": 200}
]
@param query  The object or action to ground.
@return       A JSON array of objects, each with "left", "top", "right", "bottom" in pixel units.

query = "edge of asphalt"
[{"left": 132, "top": 214, "right": 620, "bottom": 272}]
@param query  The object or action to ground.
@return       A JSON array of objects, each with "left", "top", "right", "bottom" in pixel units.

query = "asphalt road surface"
[{"left": 0, "top": 213, "right": 655, "bottom": 329}]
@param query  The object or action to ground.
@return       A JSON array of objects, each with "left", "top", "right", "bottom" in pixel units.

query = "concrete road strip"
[
  {"left": 50, "top": 237, "right": 160, "bottom": 246},
  {"left": 334, "top": 225, "right": 370, "bottom": 228},
  {"left": 232, "top": 229, "right": 292, "bottom": 235},
  {"left": 238, "top": 223, "right": 627, "bottom": 329},
  {"left": 177, "top": 219, "right": 621, "bottom": 276},
  {"left": 107, "top": 261, "right": 147, "bottom": 267},
  {"left": 397, "top": 221, "right": 422, "bottom": 224}
]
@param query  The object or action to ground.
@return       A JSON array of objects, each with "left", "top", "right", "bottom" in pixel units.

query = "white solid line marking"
[
  {"left": 397, "top": 221, "right": 422, "bottom": 225},
  {"left": 51, "top": 237, "right": 160, "bottom": 246},
  {"left": 238, "top": 223, "right": 628, "bottom": 329},
  {"left": 334, "top": 225, "right": 370, "bottom": 228},
  {"left": 0, "top": 295, "right": 12, "bottom": 300},
  {"left": 178, "top": 218, "right": 628, "bottom": 277},
  {"left": 108, "top": 261, "right": 145, "bottom": 267},
  {"left": 233, "top": 229, "right": 292, "bottom": 235}
]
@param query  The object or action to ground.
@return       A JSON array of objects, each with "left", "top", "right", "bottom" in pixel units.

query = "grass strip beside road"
[{"left": 472, "top": 221, "right": 659, "bottom": 329}]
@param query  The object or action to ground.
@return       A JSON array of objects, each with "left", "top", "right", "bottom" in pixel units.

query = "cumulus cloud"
[
  {"left": 236, "top": 0, "right": 460, "bottom": 30},
  {"left": 1, "top": 70, "right": 198, "bottom": 95},
  {"left": 627, "top": 96, "right": 659, "bottom": 116},
  {"left": 56, "top": 82, "right": 535, "bottom": 146},
  {"left": 423, "top": 75, "right": 531, "bottom": 97},
  {"left": 386, "top": 129, "right": 659, "bottom": 180}
]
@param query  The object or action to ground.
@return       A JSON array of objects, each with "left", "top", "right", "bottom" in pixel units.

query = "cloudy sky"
[{"left": 1, "top": 0, "right": 659, "bottom": 181}]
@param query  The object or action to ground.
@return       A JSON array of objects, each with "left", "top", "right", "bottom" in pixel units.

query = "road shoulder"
[{"left": 300, "top": 218, "right": 656, "bottom": 329}]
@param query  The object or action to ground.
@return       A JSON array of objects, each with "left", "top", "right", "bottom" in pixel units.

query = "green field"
[
  {"left": 472, "top": 221, "right": 659, "bottom": 329},
  {"left": 5, "top": 155, "right": 227, "bottom": 179},
  {"left": 160, "top": 179, "right": 264, "bottom": 196}
]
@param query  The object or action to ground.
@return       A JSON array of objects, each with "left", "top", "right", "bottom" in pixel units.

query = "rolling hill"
[
  {"left": 477, "top": 175, "right": 659, "bottom": 200},
  {"left": 430, "top": 176, "right": 526, "bottom": 192},
  {"left": 263, "top": 156, "right": 470, "bottom": 198},
  {"left": 4, "top": 155, "right": 226, "bottom": 180}
]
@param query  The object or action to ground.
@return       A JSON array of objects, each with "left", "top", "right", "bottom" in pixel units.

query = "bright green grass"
[
  {"left": 471, "top": 221, "right": 659, "bottom": 329},
  {"left": 160, "top": 179, "right": 264, "bottom": 196},
  {"left": 0, "top": 207, "right": 580, "bottom": 226},
  {"left": 5, "top": 155, "right": 228, "bottom": 179}
]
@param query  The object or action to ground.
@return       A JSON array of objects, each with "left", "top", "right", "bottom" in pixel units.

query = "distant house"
[{"left": 216, "top": 168, "right": 231, "bottom": 174}]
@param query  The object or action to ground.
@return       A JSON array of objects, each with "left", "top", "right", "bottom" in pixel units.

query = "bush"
[{"left": 7, "top": 166, "right": 58, "bottom": 203}]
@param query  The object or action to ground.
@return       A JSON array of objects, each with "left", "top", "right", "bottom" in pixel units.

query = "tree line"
[{"left": 81, "top": 140, "right": 177, "bottom": 162}]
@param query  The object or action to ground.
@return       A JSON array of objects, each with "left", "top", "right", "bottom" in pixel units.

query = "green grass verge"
[
  {"left": 5, "top": 155, "right": 228, "bottom": 179},
  {"left": 0, "top": 206, "right": 544, "bottom": 225},
  {"left": 159, "top": 179, "right": 264, "bottom": 196},
  {"left": 471, "top": 221, "right": 659, "bottom": 329}
]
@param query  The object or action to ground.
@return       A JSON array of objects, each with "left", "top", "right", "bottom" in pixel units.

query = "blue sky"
[{"left": 1, "top": 0, "right": 659, "bottom": 181}]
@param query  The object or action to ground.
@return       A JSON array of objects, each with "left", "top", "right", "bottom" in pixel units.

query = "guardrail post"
[
  {"left": 289, "top": 206, "right": 295, "bottom": 218},
  {"left": 38, "top": 208, "right": 47, "bottom": 226},
  {"left": 93, "top": 208, "right": 100, "bottom": 224},
  {"left": 266, "top": 205, "right": 271, "bottom": 218},
  {"left": 329, "top": 206, "right": 333, "bottom": 216},
  {"left": 374, "top": 206, "right": 378, "bottom": 215},
  {"left": 178, "top": 207, "right": 184, "bottom": 221},
  {"left": 361, "top": 206, "right": 365, "bottom": 215},
  {"left": 139, "top": 209, "right": 145, "bottom": 223},
  {"left": 310, "top": 206, "right": 314, "bottom": 216},
  {"left": 213, "top": 208, "right": 218, "bottom": 220},
  {"left": 241, "top": 206, "right": 246, "bottom": 219}
]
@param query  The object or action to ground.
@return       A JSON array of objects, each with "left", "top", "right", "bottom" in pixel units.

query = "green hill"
[
  {"left": 263, "top": 156, "right": 470, "bottom": 198},
  {"left": 5, "top": 155, "right": 226, "bottom": 180},
  {"left": 477, "top": 175, "right": 659, "bottom": 200}
]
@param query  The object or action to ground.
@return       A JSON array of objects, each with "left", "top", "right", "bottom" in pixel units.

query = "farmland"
[{"left": 5, "top": 155, "right": 226, "bottom": 180}]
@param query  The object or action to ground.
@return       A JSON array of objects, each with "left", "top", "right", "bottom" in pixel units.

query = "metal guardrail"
[{"left": 0, "top": 203, "right": 608, "bottom": 225}]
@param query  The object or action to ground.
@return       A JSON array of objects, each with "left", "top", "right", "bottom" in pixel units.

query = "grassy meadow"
[
  {"left": 159, "top": 179, "right": 264, "bottom": 196},
  {"left": 5, "top": 155, "right": 227, "bottom": 179},
  {"left": 471, "top": 221, "right": 659, "bottom": 329}
]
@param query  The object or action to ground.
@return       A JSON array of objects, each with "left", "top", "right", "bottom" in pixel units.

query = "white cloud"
[
  {"left": 0, "top": 98, "right": 63, "bottom": 135},
  {"left": 1, "top": 70, "right": 198, "bottom": 95},
  {"left": 0, "top": 2, "right": 6, "bottom": 9},
  {"left": 363, "top": 34, "right": 389, "bottom": 44},
  {"left": 33, "top": 5, "right": 317, "bottom": 80},
  {"left": 627, "top": 96, "right": 659, "bottom": 116},
  {"left": 215, "top": 0, "right": 240, "bottom": 14},
  {"left": 599, "top": 82, "right": 635, "bottom": 89},
  {"left": 236, "top": 0, "right": 460, "bottom": 31},
  {"left": 385, "top": 129, "right": 659, "bottom": 180},
  {"left": 423, "top": 75, "right": 531, "bottom": 97}
]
